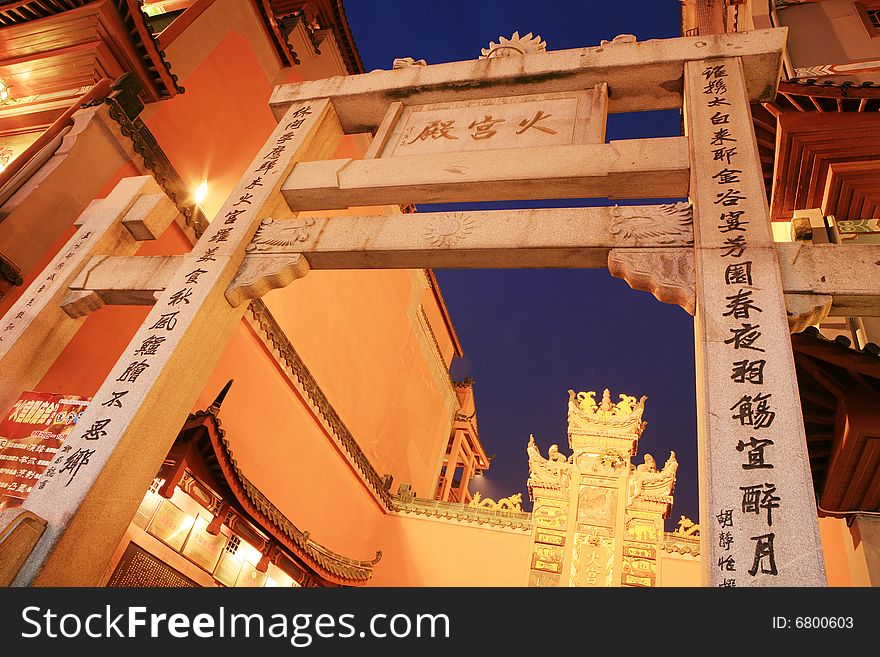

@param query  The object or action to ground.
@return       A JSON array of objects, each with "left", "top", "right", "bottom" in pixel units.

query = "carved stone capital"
[
  {"left": 226, "top": 254, "right": 310, "bottom": 307},
  {"left": 225, "top": 218, "right": 314, "bottom": 306},
  {"left": 607, "top": 248, "right": 695, "bottom": 315},
  {"left": 784, "top": 293, "right": 832, "bottom": 334}
]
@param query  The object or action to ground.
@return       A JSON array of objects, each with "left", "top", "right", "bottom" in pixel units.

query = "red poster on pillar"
[{"left": 0, "top": 391, "right": 90, "bottom": 511}]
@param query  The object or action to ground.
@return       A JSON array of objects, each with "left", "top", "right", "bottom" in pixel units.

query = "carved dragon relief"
[
  {"left": 392, "top": 57, "right": 427, "bottom": 68},
  {"left": 574, "top": 448, "right": 629, "bottom": 476},
  {"left": 607, "top": 247, "right": 695, "bottom": 315},
  {"left": 608, "top": 202, "right": 693, "bottom": 246},
  {"left": 673, "top": 515, "right": 700, "bottom": 538},
  {"left": 567, "top": 389, "right": 647, "bottom": 439},
  {"left": 627, "top": 451, "right": 678, "bottom": 503},
  {"left": 246, "top": 218, "right": 316, "bottom": 252},
  {"left": 469, "top": 492, "right": 523, "bottom": 512},
  {"left": 599, "top": 34, "right": 637, "bottom": 46},
  {"left": 226, "top": 218, "right": 313, "bottom": 307}
]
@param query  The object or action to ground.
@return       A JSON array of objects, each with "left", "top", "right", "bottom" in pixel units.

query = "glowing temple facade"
[{"left": 526, "top": 390, "right": 693, "bottom": 587}]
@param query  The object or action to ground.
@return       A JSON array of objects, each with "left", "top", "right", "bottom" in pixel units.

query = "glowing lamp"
[{"left": 194, "top": 181, "right": 208, "bottom": 205}]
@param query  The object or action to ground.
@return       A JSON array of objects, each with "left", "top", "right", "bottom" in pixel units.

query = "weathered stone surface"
[
  {"left": 686, "top": 58, "right": 825, "bottom": 587},
  {"left": 0, "top": 508, "right": 46, "bottom": 586},
  {"left": 608, "top": 248, "right": 695, "bottom": 314},
  {"left": 378, "top": 87, "right": 607, "bottom": 157},
  {"left": 784, "top": 293, "right": 833, "bottom": 333},
  {"left": 61, "top": 254, "right": 182, "bottom": 317},
  {"left": 120, "top": 193, "right": 179, "bottom": 240},
  {"left": 283, "top": 138, "right": 690, "bottom": 210},
  {"left": 226, "top": 251, "right": 310, "bottom": 307},
  {"left": 776, "top": 242, "right": 880, "bottom": 316},
  {"left": 270, "top": 29, "right": 787, "bottom": 132},
  {"left": 226, "top": 204, "right": 692, "bottom": 304}
]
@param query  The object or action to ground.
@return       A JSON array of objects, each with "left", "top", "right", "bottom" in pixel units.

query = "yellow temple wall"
[
  {"left": 192, "top": 322, "right": 387, "bottom": 558},
  {"left": 657, "top": 552, "right": 701, "bottom": 586},
  {"left": 819, "top": 516, "right": 872, "bottom": 586},
  {"left": 140, "top": 0, "right": 294, "bottom": 220},
  {"left": 369, "top": 513, "right": 532, "bottom": 586},
  {"left": 0, "top": 159, "right": 145, "bottom": 317},
  {"left": 263, "top": 267, "right": 458, "bottom": 499}
]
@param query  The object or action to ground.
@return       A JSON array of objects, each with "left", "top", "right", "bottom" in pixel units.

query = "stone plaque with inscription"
[{"left": 379, "top": 87, "right": 607, "bottom": 157}]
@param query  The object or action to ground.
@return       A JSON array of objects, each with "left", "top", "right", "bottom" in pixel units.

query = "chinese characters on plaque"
[
  {"left": 0, "top": 391, "right": 90, "bottom": 509},
  {"left": 380, "top": 89, "right": 607, "bottom": 157}
]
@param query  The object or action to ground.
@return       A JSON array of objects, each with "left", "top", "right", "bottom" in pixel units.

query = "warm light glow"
[
  {"left": 239, "top": 540, "right": 263, "bottom": 567},
  {"left": 194, "top": 181, "right": 208, "bottom": 205}
]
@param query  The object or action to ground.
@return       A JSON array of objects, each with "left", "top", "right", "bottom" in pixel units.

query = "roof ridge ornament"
[
  {"left": 480, "top": 31, "right": 547, "bottom": 59},
  {"left": 599, "top": 34, "right": 637, "bottom": 46}
]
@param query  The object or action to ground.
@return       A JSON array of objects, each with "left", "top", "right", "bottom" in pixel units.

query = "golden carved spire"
[
  {"left": 568, "top": 389, "right": 646, "bottom": 420},
  {"left": 567, "top": 388, "right": 647, "bottom": 443}
]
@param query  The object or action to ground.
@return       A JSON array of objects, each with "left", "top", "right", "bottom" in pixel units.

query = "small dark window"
[
  {"left": 855, "top": 2, "right": 880, "bottom": 37},
  {"left": 225, "top": 534, "right": 241, "bottom": 555}
]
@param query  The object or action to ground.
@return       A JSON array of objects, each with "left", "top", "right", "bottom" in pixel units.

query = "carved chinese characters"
[
  {"left": 11, "top": 101, "right": 335, "bottom": 586},
  {"left": 378, "top": 88, "right": 607, "bottom": 157},
  {"left": 686, "top": 59, "right": 825, "bottom": 587}
]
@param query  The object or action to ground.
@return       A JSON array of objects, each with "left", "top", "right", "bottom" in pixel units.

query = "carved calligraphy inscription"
[{"left": 380, "top": 88, "right": 607, "bottom": 157}]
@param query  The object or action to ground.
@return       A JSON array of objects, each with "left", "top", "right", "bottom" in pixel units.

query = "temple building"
[{"left": 0, "top": 1, "right": 878, "bottom": 588}]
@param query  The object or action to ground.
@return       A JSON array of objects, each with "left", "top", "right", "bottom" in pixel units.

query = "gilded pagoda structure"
[{"left": 527, "top": 389, "right": 689, "bottom": 587}]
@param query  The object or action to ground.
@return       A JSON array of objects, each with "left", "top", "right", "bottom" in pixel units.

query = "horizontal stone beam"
[
  {"left": 258, "top": 204, "right": 694, "bottom": 268},
  {"left": 282, "top": 138, "right": 690, "bottom": 210},
  {"left": 269, "top": 29, "right": 786, "bottom": 133},
  {"left": 61, "top": 254, "right": 182, "bottom": 317},
  {"left": 777, "top": 242, "right": 880, "bottom": 316},
  {"left": 60, "top": 237, "right": 880, "bottom": 326}
]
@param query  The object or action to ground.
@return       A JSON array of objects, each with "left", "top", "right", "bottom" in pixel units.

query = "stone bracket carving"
[
  {"left": 60, "top": 289, "right": 107, "bottom": 319},
  {"left": 226, "top": 254, "right": 310, "bottom": 307},
  {"left": 784, "top": 293, "right": 832, "bottom": 334},
  {"left": 226, "top": 218, "right": 314, "bottom": 306},
  {"left": 0, "top": 508, "right": 47, "bottom": 586},
  {"left": 608, "top": 248, "right": 695, "bottom": 315}
]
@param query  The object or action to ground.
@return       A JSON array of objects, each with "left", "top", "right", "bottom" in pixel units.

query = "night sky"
[{"left": 344, "top": 1, "right": 698, "bottom": 527}]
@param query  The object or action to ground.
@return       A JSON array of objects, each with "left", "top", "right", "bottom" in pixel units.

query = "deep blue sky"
[{"left": 345, "top": 1, "right": 698, "bottom": 527}]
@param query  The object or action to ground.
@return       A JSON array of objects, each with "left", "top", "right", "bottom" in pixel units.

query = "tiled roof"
[{"left": 193, "top": 409, "right": 381, "bottom": 585}]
